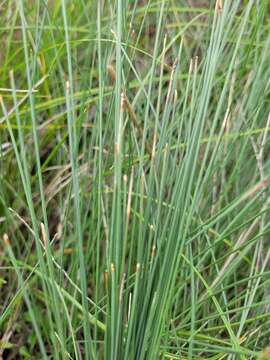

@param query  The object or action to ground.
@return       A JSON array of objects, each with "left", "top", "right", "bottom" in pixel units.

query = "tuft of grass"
[{"left": 0, "top": 0, "right": 270, "bottom": 359}]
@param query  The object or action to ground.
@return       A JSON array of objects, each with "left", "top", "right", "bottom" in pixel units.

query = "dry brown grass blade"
[
  {"left": 210, "top": 176, "right": 270, "bottom": 289},
  {"left": 240, "top": 176, "right": 270, "bottom": 203}
]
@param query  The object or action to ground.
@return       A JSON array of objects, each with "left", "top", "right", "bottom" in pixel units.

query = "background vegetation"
[{"left": 0, "top": 0, "right": 270, "bottom": 358}]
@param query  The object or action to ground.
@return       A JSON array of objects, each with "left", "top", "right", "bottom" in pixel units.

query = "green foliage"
[{"left": 0, "top": 0, "right": 270, "bottom": 359}]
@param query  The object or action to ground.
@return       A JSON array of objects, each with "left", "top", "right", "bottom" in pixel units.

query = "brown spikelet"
[
  {"left": 40, "top": 222, "right": 47, "bottom": 246},
  {"left": 103, "top": 271, "right": 109, "bottom": 293},
  {"left": 3, "top": 233, "right": 10, "bottom": 246},
  {"left": 107, "top": 64, "right": 153, "bottom": 158},
  {"left": 107, "top": 64, "right": 116, "bottom": 82}
]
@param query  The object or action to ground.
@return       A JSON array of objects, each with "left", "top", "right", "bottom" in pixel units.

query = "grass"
[{"left": 0, "top": 0, "right": 270, "bottom": 358}]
